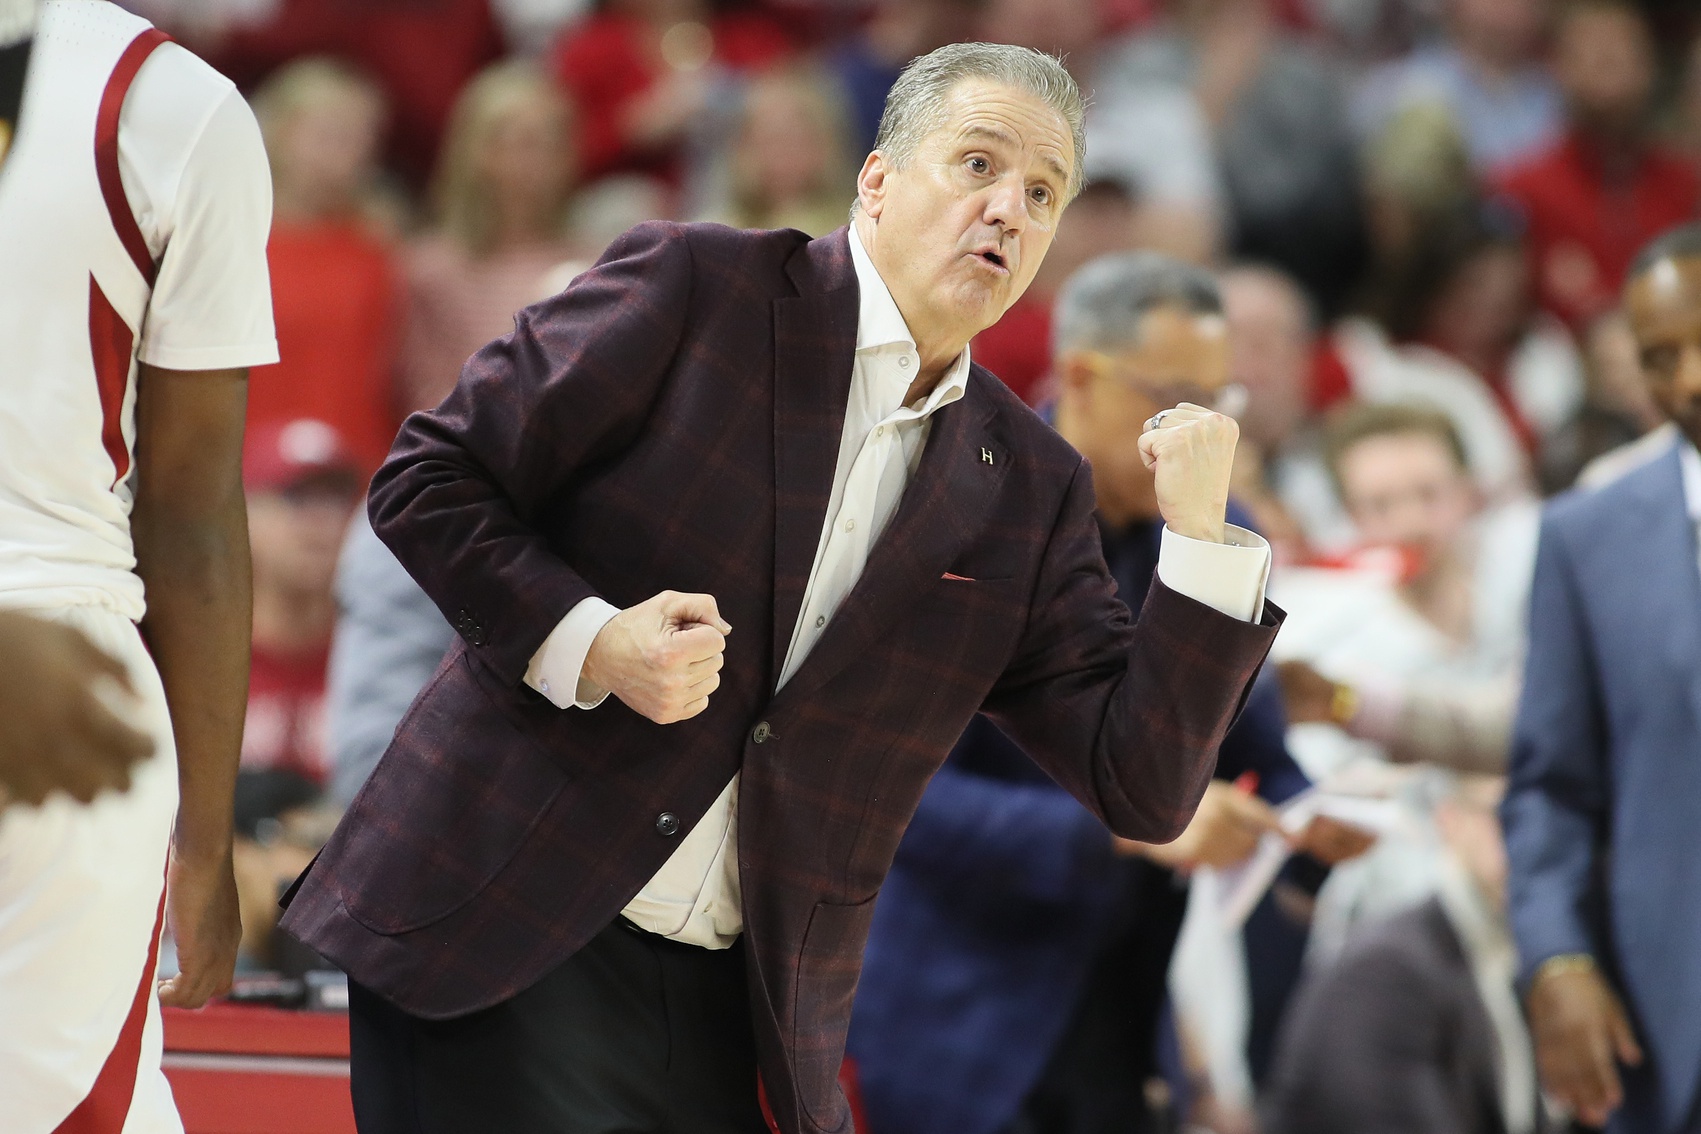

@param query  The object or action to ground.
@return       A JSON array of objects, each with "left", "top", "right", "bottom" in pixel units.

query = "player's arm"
[{"left": 131, "top": 362, "right": 250, "bottom": 1009}]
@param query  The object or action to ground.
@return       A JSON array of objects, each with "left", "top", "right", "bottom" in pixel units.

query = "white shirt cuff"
[
  {"left": 523, "top": 597, "right": 622, "bottom": 709},
  {"left": 1156, "top": 524, "right": 1271, "bottom": 623}
]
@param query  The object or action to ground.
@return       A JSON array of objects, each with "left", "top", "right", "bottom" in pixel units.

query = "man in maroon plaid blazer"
[{"left": 281, "top": 42, "right": 1283, "bottom": 1134}]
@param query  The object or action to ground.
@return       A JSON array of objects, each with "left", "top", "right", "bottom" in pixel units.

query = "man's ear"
[
  {"left": 856, "top": 151, "right": 889, "bottom": 220},
  {"left": 1055, "top": 350, "right": 1098, "bottom": 398}
]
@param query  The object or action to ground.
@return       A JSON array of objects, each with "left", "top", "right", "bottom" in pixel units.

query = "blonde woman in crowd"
[
  {"left": 698, "top": 65, "right": 856, "bottom": 238},
  {"left": 397, "top": 61, "right": 583, "bottom": 413}
]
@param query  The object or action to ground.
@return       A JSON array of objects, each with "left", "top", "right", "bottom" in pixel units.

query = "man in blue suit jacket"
[
  {"left": 1504, "top": 222, "right": 1701, "bottom": 1134},
  {"left": 848, "top": 254, "right": 1364, "bottom": 1134}
]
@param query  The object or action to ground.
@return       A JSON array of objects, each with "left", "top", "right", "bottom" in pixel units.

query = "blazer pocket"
[
  {"left": 338, "top": 653, "right": 572, "bottom": 936},
  {"left": 791, "top": 893, "right": 880, "bottom": 1132}
]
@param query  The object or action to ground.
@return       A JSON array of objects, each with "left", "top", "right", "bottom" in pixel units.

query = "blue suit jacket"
[
  {"left": 1504, "top": 441, "right": 1701, "bottom": 1134},
  {"left": 847, "top": 505, "right": 1309, "bottom": 1134}
]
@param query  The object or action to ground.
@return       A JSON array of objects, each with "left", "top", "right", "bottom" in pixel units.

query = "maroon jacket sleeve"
[
  {"left": 981, "top": 458, "right": 1280, "bottom": 843},
  {"left": 367, "top": 221, "right": 694, "bottom": 687}
]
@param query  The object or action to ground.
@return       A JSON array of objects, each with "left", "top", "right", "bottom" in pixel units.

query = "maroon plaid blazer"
[{"left": 280, "top": 222, "right": 1282, "bottom": 1134}]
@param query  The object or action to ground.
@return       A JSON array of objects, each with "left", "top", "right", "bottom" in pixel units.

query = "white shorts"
[{"left": 0, "top": 602, "right": 183, "bottom": 1134}]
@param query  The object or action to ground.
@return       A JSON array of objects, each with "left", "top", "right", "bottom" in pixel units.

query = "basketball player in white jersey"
[
  {"left": 0, "top": 1, "right": 276, "bottom": 1129},
  {"left": 0, "top": 0, "right": 157, "bottom": 810}
]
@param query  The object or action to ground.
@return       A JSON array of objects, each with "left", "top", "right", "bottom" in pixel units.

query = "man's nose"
[{"left": 981, "top": 175, "right": 1028, "bottom": 232}]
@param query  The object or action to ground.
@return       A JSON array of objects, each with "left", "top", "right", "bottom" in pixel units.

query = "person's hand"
[
  {"left": 1118, "top": 779, "right": 1283, "bottom": 871},
  {"left": 1292, "top": 814, "right": 1376, "bottom": 865},
  {"left": 158, "top": 846, "right": 241, "bottom": 1008},
  {"left": 1277, "top": 660, "right": 1343, "bottom": 725},
  {"left": 582, "top": 591, "right": 730, "bottom": 724},
  {"left": 0, "top": 609, "right": 154, "bottom": 806},
  {"left": 1138, "top": 403, "right": 1238, "bottom": 544},
  {"left": 1528, "top": 959, "right": 1644, "bottom": 1127}
]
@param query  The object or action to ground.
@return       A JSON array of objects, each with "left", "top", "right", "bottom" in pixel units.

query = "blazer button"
[
  {"left": 751, "top": 721, "right": 772, "bottom": 744},
  {"left": 655, "top": 812, "right": 680, "bottom": 837}
]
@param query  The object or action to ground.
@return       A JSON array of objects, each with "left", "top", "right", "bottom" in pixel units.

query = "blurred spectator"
[
  {"left": 1354, "top": 0, "right": 1562, "bottom": 175},
  {"left": 1543, "top": 308, "right": 1670, "bottom": 489},
  {"left": 398, "top": 61, "right": 583, "bottom": 414},
  {"left": 1274, "top": 403, "right": 1536, "bottom": 777},
  {"left": 973, "top": 178, "right": 1142, "bottom": 405},
  {"left": 250, "top": 59, "right": 403, "bottom": 473},
  {"left": 548, "top": 0, "right": 792, "bottom": 188},
  {"left": 827, "top": 0, "right": 982, "bottom": 154},
  {"left": 326, "top": 514, "right": 454, "bottom": 808},
  {"left": 1219, "top": 263, "right": 1349, "bottom": 560},
  {"left": 241, "top": 419, "right": 361, "bottom": 788},
  {"left": 186, "top": 0, "right": 504, "bottom": 184},
  {"left": 1355, "top": 101, "right": 1479, "bottom": 317},
  {"left": 1263, "top": 774, "right": 1541, "bottom": 1134},
  {"left": 1094, "top": 0, "right": 1367, "bottom": 314},
  {"left": 1494, "top": 0, "right": 1700, "bottom": 335},
  {"left": 697, "top": 64, "right": 855, "bottom": 236},
  {"left": 978, "top": 0, "right": 1226, "bottom": 265},
  {"left": 1366, "top": 205, "right": 1584, "bottom": 459},
  {"left": 1331, "top": 208, "right": 1537, "bottom": 505},
  {"left": 850, "top": 253, "right": 1365, "bottom": 1134},
  {"left": 1503, "top": 224, "right": 1701, "bottom": 1133}
]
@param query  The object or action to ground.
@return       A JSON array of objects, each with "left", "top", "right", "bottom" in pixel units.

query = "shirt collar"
[
  {"left": 1680, "top": 438, "right": 1701, "bottom": 523},
  {"left": 847, "top": 224, "right": 972, "bottom": 412}
]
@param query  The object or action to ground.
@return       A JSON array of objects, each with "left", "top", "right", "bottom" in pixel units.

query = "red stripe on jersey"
[
  {"left": 88, "top": 276, "right": 136, "bottom": 487},
  {"left": 94, "top": 27, "right": 170, "bottom": 287},
  {"left": 52, "top": 870, "right": 169, "bottom": 1134}
]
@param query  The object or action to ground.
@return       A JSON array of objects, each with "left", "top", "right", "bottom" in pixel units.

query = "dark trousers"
[{"left": 348, "top": 918, "right": 769, "bottom": 1134}]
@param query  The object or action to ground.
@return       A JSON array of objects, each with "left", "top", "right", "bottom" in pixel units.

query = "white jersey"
[{"left": 0, "top": 0, "right": 275, "bottom": 620}]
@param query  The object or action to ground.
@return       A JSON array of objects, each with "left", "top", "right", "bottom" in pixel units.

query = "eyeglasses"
[{"left": 1085, "top": 353, "right": 1249, "bottom": 420}]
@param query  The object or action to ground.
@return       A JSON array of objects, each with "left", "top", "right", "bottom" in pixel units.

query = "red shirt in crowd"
[
  {"left": 550, "top": 10, "right": 792, "bottom": 184},
  {"left": 242, "top": 641, "right": 331, "bottom": 787},
  {"left": 251, "top": 218, "right": 402, "bottom": 476},
  {"left": 969, "top": 296, "right": 1053, "bottom": 407},
  {"left": 1495, "top": 131, "right": 1701, "bottom": 333}
]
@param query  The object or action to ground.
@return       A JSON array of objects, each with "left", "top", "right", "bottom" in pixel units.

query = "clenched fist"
[
  {"left": 1138, "top": 402, "right": 1239, "bottom": 544},
  {"left": 0, "top": 610, "right": 153, "bottom": 806},
  {"left": 582, "top": 591, "right": 731, "bottom": 724}
]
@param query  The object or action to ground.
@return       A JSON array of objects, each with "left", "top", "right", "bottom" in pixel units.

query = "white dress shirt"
[
  {"left": 522, "top": 223, "right": 1273, "bottom": 948},
  {"left": 1681, "top": 440, "right": 1701, "bottom": 583}
]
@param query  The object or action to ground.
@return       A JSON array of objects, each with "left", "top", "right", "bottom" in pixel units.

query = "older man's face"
[{"left": 858, "top": 79, "right": 1072, "bottom": 346}]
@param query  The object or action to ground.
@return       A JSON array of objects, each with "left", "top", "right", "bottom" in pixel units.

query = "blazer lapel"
[
  {"left": 775, "top": 387, "right": 1009, "bottom": 708},
  {"left": 771, "top": 230, "right": 858, "bottom": 687}
]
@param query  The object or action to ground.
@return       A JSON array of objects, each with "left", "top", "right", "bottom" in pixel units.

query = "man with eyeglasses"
[{"left": 849, "top": 252, "right": 1371, "bottom": 1134}]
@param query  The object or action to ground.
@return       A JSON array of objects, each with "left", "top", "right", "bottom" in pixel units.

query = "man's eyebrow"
[{"left": 960, "top": 125, "right": 1070, "bottom": 185}]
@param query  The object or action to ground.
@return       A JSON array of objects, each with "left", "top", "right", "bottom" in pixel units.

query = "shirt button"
[
  {"left": 899, "top": 356, "right": 912, "bottom": 369},
  {"left": 751, "top": 721, "right": 772, "bottom": 744},
  {"left": 815, "top": 615, "right": 825, "bottom": 628},
  {"left": 655, "top": 812, "right": 680, "bottom": 836},
  {"left": 875, "top": 426, "right": 885, "bottom": 438},
  {"left": 844, "top": 519, "right": 856, "bottom": 532},
  {"left": 539, "top": 679, "right": 551, "bottom": 693}
]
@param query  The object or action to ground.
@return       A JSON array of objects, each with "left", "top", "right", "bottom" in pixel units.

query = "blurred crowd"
[{"left": 128, "top": 0, "right": 1701, "bottom": 1130}]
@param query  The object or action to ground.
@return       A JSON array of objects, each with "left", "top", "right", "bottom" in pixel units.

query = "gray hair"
[
  {"left": 873, "top": 42, "right": 1087, "bottom": 200},
  {"left": 1053, "top": 252, "right": 1223, "bottom": 354}
]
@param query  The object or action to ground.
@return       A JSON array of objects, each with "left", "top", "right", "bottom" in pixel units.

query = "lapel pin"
[{"left": 981, "top": 447, "right": 995, "bottom": 465}]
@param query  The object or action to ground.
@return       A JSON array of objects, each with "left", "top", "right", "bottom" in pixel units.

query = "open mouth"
[{"left": 975, "top": 249, "right": 1009, "bottom": 272}]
